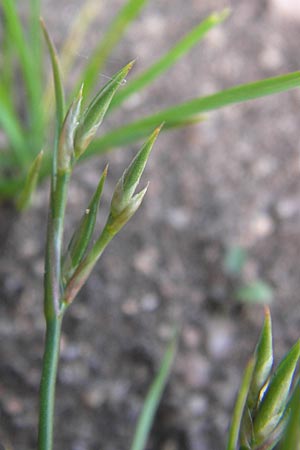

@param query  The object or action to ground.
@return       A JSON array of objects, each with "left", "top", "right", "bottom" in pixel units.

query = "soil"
[{"left": 1, "top": 1, "right": 300, "bottom": 449}]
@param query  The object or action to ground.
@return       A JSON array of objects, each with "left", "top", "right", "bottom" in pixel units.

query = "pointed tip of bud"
[
  {"left": 127, "top": 59, "right": 136, "bottom": 70},
  {"left": 154, "top": 122, "right": 165, "bottom": 136},
  {"left": 103, "top": 163, "right": 109, "bottom": 177},
  {"left": 264, "top": 306, "right": 271, "bottom": 319}
]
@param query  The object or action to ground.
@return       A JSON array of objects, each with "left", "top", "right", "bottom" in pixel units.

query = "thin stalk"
[{"left": 38, "top": 316, "right": 63, "bottom": 450}]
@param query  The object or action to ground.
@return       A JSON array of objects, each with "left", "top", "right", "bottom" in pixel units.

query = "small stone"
[
  {"left": 187, "top": 395, "right": 207, "bottom": 417},
  {"left": 141, "top": 293, "right": 159, "bottom": 311},
  {"left": 271, "top": 0, "right": 300, "bottom": 21},
  {"left": 165, "top": 207, "right": 191, "bottom": 230},
  {"left": 276, "top": 198, "right": 299, "bottom": 219},
  {"left": 206, "top": 318, "right": 233, "bottom": 360},
  {"left": 177, "top": 354, "right": 210, "bottom": 389},
  {"left": 249, "top": 213, "right": 274, "bottom": 239},
  {"left": 259, "top": 46, "right": 282, "bottom": 70},
  {"left": 182, "top": 326, "right": 201, "bottom": 349},
  {"left": 133, "top": 247, "right": 159, "bottom": 275},
  {"left": 82, "top": 385, "right": 106, "bottom": 408},
  {"left": 122, "top": 298, "right": 139, "bottom": 315},
  {"left": 3, "top": 396, "right": 24, "bottom": 415}
]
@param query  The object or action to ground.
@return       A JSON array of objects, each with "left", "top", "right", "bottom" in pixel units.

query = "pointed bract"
[
  {"left": 74, "top": 61, "right": 134, "bottom": 158},
  {"left": 58, "top": 85, "right": 83, "bottom": 171},
  {"left": 252, "top": 340, "right": 300, "bottom": 446},
  {"left": 111, "top": 125, "right": 162, "bottom": 216},
  {"left": 248, "top": 307, "right": 273, "bottom": 411},
  {"left": 62, "top": 165, "right": 108, "bottom": 282}
]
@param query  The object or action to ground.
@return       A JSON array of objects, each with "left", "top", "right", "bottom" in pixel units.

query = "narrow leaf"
[
  {"left": 252, "top": 340, "right": 300, "bottom": 446},
  {"left": 226, "top": 358, "right": 255, "bottom": 450},
  {"left": 111, "top": 9, "right": 230, "bottom": 110},
  {"left": 87, "top": 71, "right": 300, "bottom": 156},
  {"left": 40, "top": 18, "right": 65, "bottom": 132},
  {"left": 74, "top": 61, "right": 134, "bottom": 158},
  {"left": 130, "top": 333, "right": 177, "bottom": 450},
  {"left": 16, "top": 150, "right": 44, "bottom": 210},
  {"left": 43, "top": 0, "right": 100, "bottom": 115},
  {"left": 78, "top": 0, "right": 147, "bottom": 97},
  {"left": 2, "top": 0, "right": 40, "bottom": 122},
  {"left": 62, "top": 165, "right": 108, "bottom": 283},
  {"left": 0, "top": 99, "right": 28, "bottom": 166}
]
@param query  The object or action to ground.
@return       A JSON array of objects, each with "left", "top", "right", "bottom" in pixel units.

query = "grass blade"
[
  {"left": 2, "top": 0, "right": 43, "bottom": 152},
  {"left": 86, "top": 71, "right": 300, "bottom": 156},
  {"left": 78, "top": 0, "right": 147, "bottom": 97},
  {"left": 0, "top": 100, "right": 27, "bottom": 166},
  {"left": 29, "top": 0, "right": 42, "bottom": 67},
  {"left": 41, "top": 19, "right": 66, "bottom": 133},
  {"left": 43, "top": 0, "right": 100, "bottom": 116},
  {"left": 226, "top": 358, "right": 255, "bottom": 450},
  {"left": 110, "top": 9, "right": 230, "bottom": 110},
  {"left": 130, "top": 333, "right": 177, "bottom": 450}
]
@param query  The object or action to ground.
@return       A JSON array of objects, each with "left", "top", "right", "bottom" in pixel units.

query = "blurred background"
[{"left": 1, "top": 0, "right": 300, "bottom": 449}]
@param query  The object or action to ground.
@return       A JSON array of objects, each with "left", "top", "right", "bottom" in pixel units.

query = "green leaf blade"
[
  {"left": 110, "top": 9, "right": 230, "bottom": 110},
  {"left": 130, "top": 333, "right": 177, "bottom": 450},
  {"left": 227, "top": 358, "right": 255, "bottom": 450},
  {"left": 41, "top": 18, "right": 66, "bottom": 133},
  {"left": 79, "top": 0, "right": 147, "bottom": 97},
  {"left": 86, "top": 71, "right": 300, "bottom": 157}
]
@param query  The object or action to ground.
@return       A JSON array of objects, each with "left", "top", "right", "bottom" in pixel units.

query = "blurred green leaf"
[
  {"left": 130, "top": 333, "right": 177, "bottom": 450},
  {"left": 235, "top": 280, "right": 273, "bottom": 304},
  {"left": 79, "top": 0, "right": 147, "bottom": 97},
  {"left": 110, "top": 9, "right": 230, "bottom": 110},
  {"left": 224, "top": 246, "right": 247, "bottom": 276},
  {"left": 16, "top": 150, "right": 44, "bottom": 210},
  {"left": 87, "top": 71, "right": 300, "bottom": 156},
  {"left": 227, "top": 358, "right": 255, "bottom": 450}
]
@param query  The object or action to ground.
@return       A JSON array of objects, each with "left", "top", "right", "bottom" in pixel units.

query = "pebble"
[
  {"left": 182, "top": 325, "right": 201, "bottom": 349},
  {"left": 165, "top": 207, "right": 191, "bottom": 230},
  {"left": 271, "top": 0, "right": 300, "bottom": 20},
  {"left": 140, "top": 293, "right": 159, "bottom": 311},
  {"left": 177, "top": 354, "right": 210, "bottom": 389},
  {"left": 187, "top": 395, "right": 207, "bottom": 417},
  {"left": 133, "top": 246, "right": 159, "bottom": 275},
  {"left": 206, "top": 318, "right": 233, "bottom": 360},
  {"left": 122, "top": 298, "right": 139, "bottom": 316}
]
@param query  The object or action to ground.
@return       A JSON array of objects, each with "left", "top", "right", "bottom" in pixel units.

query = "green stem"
[{"left": 38, "top": 316, "right": 63, "bottom": 450}]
